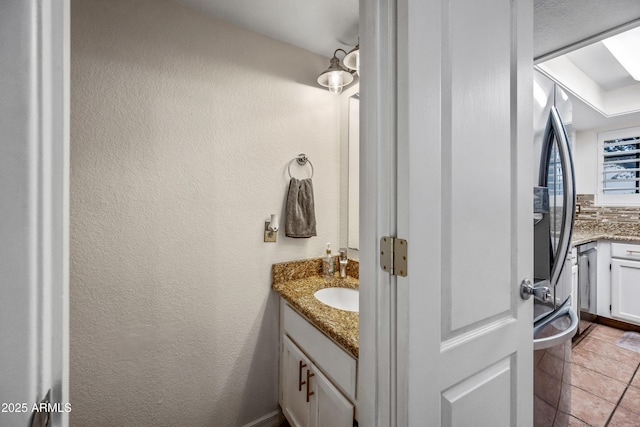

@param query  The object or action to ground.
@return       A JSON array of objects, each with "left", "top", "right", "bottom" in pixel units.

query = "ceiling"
[
  {"left": 172, "top": 0, "right": 640, "bottom": 131},
  {"left": 537, "top": 28, "right": 640, "bottom": 131},
  {"left": 533, "top": 0, "right": 640, "bottom": 60},
  {"left": 564, "top": 43, "right": 635, "bottom": 92},
  {"left": 172, "top": 0, "right": 359, "bottom": 58}
]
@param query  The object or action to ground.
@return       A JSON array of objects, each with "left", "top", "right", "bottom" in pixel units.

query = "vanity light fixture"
[
  {"left": 317, "top": 48, "right": 356, "bottom": 95},
  {"left": 343, "top": 43, "right": 360, "bottom": 76},
  {"left": 602, "top": 26, "right": 640, "bottom": 81}
]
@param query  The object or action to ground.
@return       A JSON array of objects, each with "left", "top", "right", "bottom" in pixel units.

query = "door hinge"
[{"left": 380, "top": 236, "right": 408, "bottom": 277}]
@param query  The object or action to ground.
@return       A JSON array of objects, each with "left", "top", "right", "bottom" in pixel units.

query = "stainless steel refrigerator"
[{"left": 531, "top": 70, "right": 579, "bottom": 426}]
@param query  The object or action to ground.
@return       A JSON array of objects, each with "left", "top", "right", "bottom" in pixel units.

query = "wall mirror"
[
  {"left": 340, "top": 85, "right": 359, "bottom": 254},
  {"left": 348, "top": 93, "right": 359, "bottom": 250}
]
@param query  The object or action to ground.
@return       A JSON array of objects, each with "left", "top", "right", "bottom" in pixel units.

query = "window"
[{"left": 596, "top": 126, "right": 640, "bottom": 206}]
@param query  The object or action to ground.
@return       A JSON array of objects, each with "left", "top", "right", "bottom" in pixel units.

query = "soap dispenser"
[{"left": 323, "top": 243, "right": 335, "bottom": 279}]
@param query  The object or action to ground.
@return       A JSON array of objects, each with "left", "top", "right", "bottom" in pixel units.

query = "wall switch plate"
[{"left": 264, "top": 221, "right": 277, "bottom": 242}]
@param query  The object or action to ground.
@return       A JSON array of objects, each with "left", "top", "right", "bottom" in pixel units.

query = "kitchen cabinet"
[
  {"left": 279, "top": 300, "right": 356, "bottom": 427},
  {"left": 611, "top": 242, "right": 640, "bottom": 325}
]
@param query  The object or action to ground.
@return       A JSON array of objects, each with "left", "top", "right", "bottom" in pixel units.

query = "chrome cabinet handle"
[
  {"left": 305, "top": 369, "right": 315, "bottom": 403},
  {"left": 520, "top": 279, "right": 551, "bottom": 302},
  {"left": 627, "top": 250, "right": 640, "bottom": 255}
]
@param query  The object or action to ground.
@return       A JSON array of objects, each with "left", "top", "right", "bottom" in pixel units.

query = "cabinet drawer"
[
  {"left": 282, "top": 302, "right": 357, "bottom": 401},
  {"left": 611, "top": 242, "right": 640, "bottom": 260}
]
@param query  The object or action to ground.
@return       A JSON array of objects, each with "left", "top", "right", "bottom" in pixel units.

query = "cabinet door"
[
  {"left": 309, "top": 365, "right": 354, "bottom": 427},
  {"left": 282, "top": 336, "right": 312, "bottom": 427},
  {"left": 611, "top": 258, "right": 640, "bottom": 325}
]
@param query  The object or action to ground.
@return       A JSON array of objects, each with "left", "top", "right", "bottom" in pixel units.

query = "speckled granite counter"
[
  {"left": 272, "top": 258, "right": 359, "bottom": 358},
  {"left": 572, "top": 221, "right": 640, "bottom": 246}
]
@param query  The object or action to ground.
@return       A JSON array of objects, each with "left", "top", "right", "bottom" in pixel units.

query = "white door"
[
  {"left": 396, "top": 0, "right": 534, "bottom": 424},
  {"left": 358, "top": 0, "right": 534, "bottom": 425}
]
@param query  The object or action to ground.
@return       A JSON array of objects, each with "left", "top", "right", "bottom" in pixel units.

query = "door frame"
[
  {"left": 0, "top": 1, "right": 70, "bottom": 426},
  {"left": 357, "top": 0, "right": 398, "bottom": 426}
]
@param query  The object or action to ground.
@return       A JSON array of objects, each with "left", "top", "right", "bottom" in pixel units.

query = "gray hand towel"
[{"left": 285, "top": 178, "right": 317, "bottom": 238}]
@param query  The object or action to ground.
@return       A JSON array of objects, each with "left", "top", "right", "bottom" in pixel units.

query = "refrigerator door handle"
[
  {"left": 539, "top": 105, "right": 576, "bottom": 288},
  {"left": 533, "top": 302, "right": 578, "bottom": 350}
]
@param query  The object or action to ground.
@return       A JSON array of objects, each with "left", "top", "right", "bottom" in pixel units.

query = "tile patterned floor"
[
  {"left": 282, "top": 324, "right": 640, "bottom": 427},
  {"left": 567, "top": 324, "right": 640, "bottom": 426}
]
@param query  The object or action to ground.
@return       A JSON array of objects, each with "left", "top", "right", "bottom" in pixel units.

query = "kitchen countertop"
[
  {"left": 272, "top": 258, "right": 359, "bottom": 359},
  {"left": 572, "top": 221, "right": 640, "bottom": 246}
]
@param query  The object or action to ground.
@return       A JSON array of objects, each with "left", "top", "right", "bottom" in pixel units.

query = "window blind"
[{"left": 602, "top": 136, "right": 640, "bottom": 194}]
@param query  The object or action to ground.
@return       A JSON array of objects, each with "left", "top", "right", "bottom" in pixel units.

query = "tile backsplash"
[{"left": 576, "top": 194, "right": 640, "bottom": 224}]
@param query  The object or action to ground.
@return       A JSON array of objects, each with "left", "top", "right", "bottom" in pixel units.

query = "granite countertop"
[
  {"left": 272, "top": 258, "right": 359, "bottom": 359},
  {"left": 572, "top": 221, "right": 640, "bottom": 246}
]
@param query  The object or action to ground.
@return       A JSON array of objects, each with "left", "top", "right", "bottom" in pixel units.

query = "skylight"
[
  {"left": 602, "top": 26, "right": 640, "bottom": 81},
  {"left": 535, "top": 25, "right": 640, "bottom": 120}
]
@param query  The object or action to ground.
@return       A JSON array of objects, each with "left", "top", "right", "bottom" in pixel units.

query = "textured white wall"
[{"left": 70, "top": 0, "right": 341, "bottom": 425}]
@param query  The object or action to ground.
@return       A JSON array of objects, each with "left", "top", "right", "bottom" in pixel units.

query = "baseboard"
[
  {"left": 595, "top": 316, "right": 640, "bottom": 333},
  {"left": 243, "top": 409, "right": 286, "bottom": 427}
]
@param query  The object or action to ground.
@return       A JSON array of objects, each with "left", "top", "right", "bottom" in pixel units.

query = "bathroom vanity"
[{"left": 272, "top": 258, "right": 359, "bottom": 427}]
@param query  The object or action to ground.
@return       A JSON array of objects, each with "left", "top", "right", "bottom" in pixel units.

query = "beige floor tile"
[
  {"left": 539, "top": 352, "right": 565, "bottom": 381},
  {"left": 608, "top": 406, "right": 640, "bottom": 427},
  {"left": 571, "top": 363, "right": 627, "bottom": 404},
  {"left": 567, "top": 415, "right": 590, "bottom": 426},
  {"left": 535, "top": 368, "right": 563, "bottom": 408},
  {"left": 619, "top": 385, "right": 640, "bottom": 415},
  {"left": 572, "top": 346, "right": 637, "bottom": 383},
  {"left": 589, "top": 325, "right": 625, "bottom": 344},
  {"left": 567, "top": 386, "right": 616, "bottom": 427},
  {"left": 552, "top": 411, "right": 589, "bottom": 426},
  {"left": 632, "top": 370, "right": 640, "bottom": 389},
  {"left": 534, "top": 395, "right": 557, "bottom": 427},
  {"left": 578, "top": 336, "right": 640, "bottom": 364}
]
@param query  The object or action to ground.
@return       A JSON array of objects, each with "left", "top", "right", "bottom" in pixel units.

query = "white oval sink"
[{"left": 314, "top": 287, "right": 359, "bottom": 312}]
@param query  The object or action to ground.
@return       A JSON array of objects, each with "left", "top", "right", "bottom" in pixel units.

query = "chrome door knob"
[{"left": 520, "top": 279, "right": 551, "bottom": 302}]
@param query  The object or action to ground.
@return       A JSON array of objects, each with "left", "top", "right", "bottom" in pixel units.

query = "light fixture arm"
[{"left": 333, "top": 48, "right": 348, "bottom": 59}]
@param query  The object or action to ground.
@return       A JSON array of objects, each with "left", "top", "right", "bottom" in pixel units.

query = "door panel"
[
  {"left": 396, "top": 0, "right": 533, "bottom": 425},
  {"left": 444, "top": 0, "right": 513, "bottom": 336},
  {"left": 441, "top": 357, "right": 512, "bottom": 426}
]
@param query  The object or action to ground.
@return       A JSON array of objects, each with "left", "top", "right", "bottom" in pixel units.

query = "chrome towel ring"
[{"left": 288, "top": 153, "right": 314, "bottom": 179}]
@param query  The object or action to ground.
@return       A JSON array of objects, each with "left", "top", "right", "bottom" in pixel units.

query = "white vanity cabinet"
[
  {"left": 611, "top": 242, "right": 640, "bottom": 325},
  {"left": 279, "top": 300, "right": 356, "bottom": 427}
]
